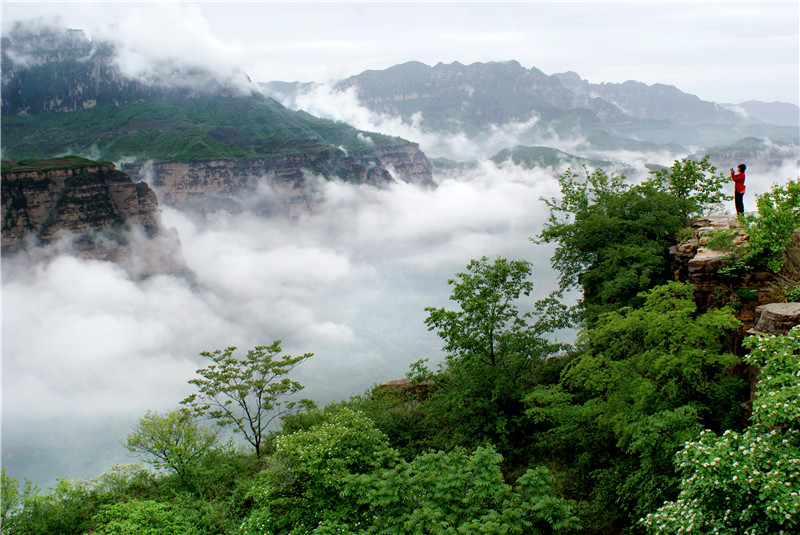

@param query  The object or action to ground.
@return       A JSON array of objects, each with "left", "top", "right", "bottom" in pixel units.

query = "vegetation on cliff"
[
  {"left": 1, "top": 156, "right": 113, "bottom": 174},
  {"left": 1, "top": 93, "right": 413, "bottom": 164},
  {"left": 2, "top": 161, "right": 798, "bottom": 535}
]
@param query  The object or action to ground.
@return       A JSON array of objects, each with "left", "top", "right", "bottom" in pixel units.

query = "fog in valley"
[
  {"left": 2, "top": 125, "right": 571, "bottom": 486},
  {"left": 4, "top": 86, "right": 795, "bottom": 484}
]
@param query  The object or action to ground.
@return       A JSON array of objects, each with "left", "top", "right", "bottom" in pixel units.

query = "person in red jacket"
[{"left": 730, "top": 163, "right": 746, "bottom": 215}]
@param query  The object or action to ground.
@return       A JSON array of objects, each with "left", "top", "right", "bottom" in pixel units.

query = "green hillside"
[
  {"left": 1, "top": 93, "right": 408, "bottom": 163},
  {"left": 490, "top": 145, "right": 614, "bottom": 169}
]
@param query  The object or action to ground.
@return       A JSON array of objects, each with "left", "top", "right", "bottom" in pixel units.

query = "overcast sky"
[{"left": 2, "top": 1, "right": 798, "bottom": 105}]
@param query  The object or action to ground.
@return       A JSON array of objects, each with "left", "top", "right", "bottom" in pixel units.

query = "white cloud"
[
  {"left": 2, "top": 158, "right": 567, "bottom": 486},
  {"left": 6, "top": 2, "right": 794, "bottom": 103}
]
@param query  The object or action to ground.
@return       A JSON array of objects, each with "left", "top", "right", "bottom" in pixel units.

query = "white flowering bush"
[{"left": 641, "top": 326, "right": 800, "bottom": 534}]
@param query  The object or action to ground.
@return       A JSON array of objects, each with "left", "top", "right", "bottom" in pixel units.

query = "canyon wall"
[
  {"left": 123, "top": 144, "right": 434, "bottom": 215},
  {"left": 1, "top": 160, "right": 183, "bottom": 272}
]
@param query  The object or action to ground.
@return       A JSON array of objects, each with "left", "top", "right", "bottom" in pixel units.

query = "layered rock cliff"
[
  {"left": 1, "top": 157, "right": 183, "bottom": 273},
  {"left": 123, "top": 143, "right": 433, "bottom": 215},
  {"left": 670, "top": 214, "right": 800, "bottom": 417},
  {"left": 669, "top": 214, "right": 786, "bottom": 338}
]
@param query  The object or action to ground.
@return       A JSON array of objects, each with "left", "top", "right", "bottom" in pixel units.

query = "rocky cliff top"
[
  {"left": 1, "top": 157, "right": 184, "bottom": 275},
  {"left": 671, "top": 213, "right": 800, "bottom": 338},
  {"left": 2, "top": 156, "right": 115, "bottom": 180}
]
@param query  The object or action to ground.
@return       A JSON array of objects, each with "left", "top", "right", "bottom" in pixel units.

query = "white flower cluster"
[{"left": 640, "top": 327, "right": 800, "bottom": 534}]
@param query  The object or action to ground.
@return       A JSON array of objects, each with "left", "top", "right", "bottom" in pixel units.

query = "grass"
[
  {"left": 1, "top": 156, "right": 112, "bottom": 174},
  {"left": 1, "top": 94, "right": 409, "bottom": 163}
]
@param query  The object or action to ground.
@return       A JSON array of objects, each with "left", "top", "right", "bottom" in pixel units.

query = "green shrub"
[
  {"left": 713, "top": 180, "right": 800, "bottom": 275},
  {"left": 92, "top": 499, "right": 198, "bottom": 535}
]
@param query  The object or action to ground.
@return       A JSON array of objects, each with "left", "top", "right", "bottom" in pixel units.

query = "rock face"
[
  {"left": 1, "top": 159, "right": 182, "bottom": 273},
  {"left": 124, "top": 144, "right": 433, "bottom": 215},
  {"left": 2, "top": 25, "right": 149, "bottom": 115},
  {"left": 337, "top": 60, "right": 576, "bottom": 128},
  {"left": 748, "top": 303, "right": 800, "bottom": 336},
  {"left": 2, "top": 23, "right": 435, "bottom": 198},
  {"left": 670, "top": 214, "right": 800, "bottom": 420},
  {"left": 670, "top": 214, "right": 778, "bottom": 337}
]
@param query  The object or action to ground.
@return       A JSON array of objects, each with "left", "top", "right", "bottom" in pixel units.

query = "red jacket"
[{"left": 731, "top": 170, "right": 745, "bottom": 193}]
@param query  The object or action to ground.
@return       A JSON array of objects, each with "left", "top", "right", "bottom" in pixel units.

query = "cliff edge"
[{"left": 1, "top": 157, "right": 184, "bottom": 274}]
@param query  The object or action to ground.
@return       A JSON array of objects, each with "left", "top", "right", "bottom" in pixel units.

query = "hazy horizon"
[{"left": 2, "top": 2, "right": 798, "bottom": 106}]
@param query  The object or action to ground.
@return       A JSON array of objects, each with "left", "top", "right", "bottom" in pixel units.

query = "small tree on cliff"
[{"left": 181, "top": 341, "right": 313, "bottom": 457}]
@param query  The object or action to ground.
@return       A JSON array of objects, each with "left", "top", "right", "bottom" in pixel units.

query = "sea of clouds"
[
  {"left": 2, "top": 66, "right": 797, "bottom": 488},
  {"left": 1, "top": 153, "right": 571, "bottom": 486}
]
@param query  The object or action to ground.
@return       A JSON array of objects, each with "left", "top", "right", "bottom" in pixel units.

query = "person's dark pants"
[{"left": 735, "top": 191, "right": 744, "bottom": 214}]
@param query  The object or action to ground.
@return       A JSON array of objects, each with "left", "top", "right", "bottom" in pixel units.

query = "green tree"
[
  {"left": 181, "top": 341, "right": 313, "bottom": 457},
  {"left": 424, "top": 256, "right": 566, "bottom": 369},
  {"left": 323, "top": 446, "right": 580, "bottom": 535},
  {"left": 642, "top": 326, "right": 800, "bottom": 534},
  {"left": 537, "top": 159, "right": 727, "bottom": 326},
  {"left": 422, "top": 256, "right": 567, "bottom": 458},
  {"left": 126, "top": 410, "right": 219, "bottom": 477},
  {"left": 91, "top": 499, "right": 198, "bottom": 535},
  {"left": 648, "top": 155, "right": 730, "bottom": 218},
  {"left": 242, "top": 408, "right": 395, "bottom": 534},
  {"left": 243, "top": 408, "right": 579, "bottom": 535},
  {"left": 0, "top": 478, "right": 99, "bottom": 535},
  {"left": 1, "top": 468, "right": 21, "bottom": 524},
  {"left": 526, "top": 282, "right": 746, "bottom": 531}
]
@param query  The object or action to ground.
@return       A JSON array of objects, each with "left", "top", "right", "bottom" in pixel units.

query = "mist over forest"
[
  {"left": 1, "top": 16, "right": 798, "bottom": 526},
  {"left": 3, "top": 128, "right": 572, "bottom": 486}
]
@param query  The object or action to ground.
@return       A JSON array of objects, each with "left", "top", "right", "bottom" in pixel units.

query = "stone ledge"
[{"left": 747, "top": 302, "right": 800, "bottom": 336}]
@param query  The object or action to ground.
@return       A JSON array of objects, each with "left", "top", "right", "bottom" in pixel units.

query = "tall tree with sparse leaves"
[{"left": 181, "top": 341, "right": 313, "bottom": 457}]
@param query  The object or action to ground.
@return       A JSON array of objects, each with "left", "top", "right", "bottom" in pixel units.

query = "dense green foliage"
[
  {"left": 642, "top": 326, "right": 800, "bottom": 534},
  {"left": 707, "top": 179, "right": 800, "bottom": 275},
  {"left": 243, "top": 408, "right": 580, "bottom": 535},
  {"left": 526, "top": 282, "right": 747, "bottom": 531},
  {"left": 420, "top": 256, "right": 569, "bottom": 462},
  {"left": 3, "top": 158, "right": 797, "bottom": 535},
  {"left": 1, "top": 94, "right": 406, "bottom": 163},
  {"left": 537, "top": 158, "right": 729, "bottom": 326},
  {"left": 91, "top": 500, "right": 198, "bottom": 535},
  {"left": 1, "top": 156, "right": 113, "bottom": 174},
  {"left": 126, "top": 410, "right": 219, "bottom": 476}
]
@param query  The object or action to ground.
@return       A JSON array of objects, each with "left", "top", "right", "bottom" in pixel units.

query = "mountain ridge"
[
  {"left": 264, "top": 60, "right": 798, "bottom": 158},
  {"left": 0, "top": 23, "right": 434, "bottom": 190}
]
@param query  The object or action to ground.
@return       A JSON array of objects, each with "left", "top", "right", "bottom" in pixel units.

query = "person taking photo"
[{"left": 730, "top": 163, "right": 746, "bottom": 215}]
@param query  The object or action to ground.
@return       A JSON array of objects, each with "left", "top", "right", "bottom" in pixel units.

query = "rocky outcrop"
[
  {"left": 670, "top": 214, "right": 800, "bottom": 422},
  {"left": 670, "top": 214, "right": 779, "bottom": 336},
  {"left": 1, "top": 158, "right": 183, "bottom": 273},
  {"left": 123, "top": 144, "right": 433, "bottom": 215},
  {"left": 747, "top": 303, "right": 800, "bottom": 336},
  {"left": 377, "top": 378, "right": 435, "bottom": 402}
]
